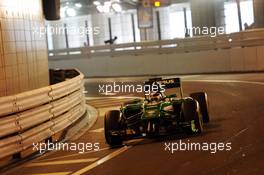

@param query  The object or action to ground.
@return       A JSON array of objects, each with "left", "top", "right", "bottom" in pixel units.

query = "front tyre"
[
  {"left": 104, "top": 110, "right": 123, "bottom": 146},
  {"left": 182, "top": 99, "right": 203, "bottom": 134},
  {"left": 190, "top": 92, "right": 210, "bottom": 123}
]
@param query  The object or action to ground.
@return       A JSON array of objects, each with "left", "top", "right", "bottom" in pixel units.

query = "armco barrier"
[
  {"left": 0, "top": 96, "right": 17, "bottom": 117},
  {"left": 0, "top": 69, "right": 86, "bottom": 160},
  {"left": 48, "top": 29, "right": 264, "bottom": 77},
  {"left": 49, "top": 29, "right": 264, "bottom": 59}
]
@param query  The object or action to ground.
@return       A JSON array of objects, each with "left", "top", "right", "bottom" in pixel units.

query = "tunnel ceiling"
[
  {"left": 60, "top": 0, "right": 138, "bottom": 16},
  {"left": 60, "top": 0, "right": 190, "bottom": 17}
]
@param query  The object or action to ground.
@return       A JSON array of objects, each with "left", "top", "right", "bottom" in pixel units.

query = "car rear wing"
[{"left": 145, "top": 77, "right": 183, "bottom": 97}]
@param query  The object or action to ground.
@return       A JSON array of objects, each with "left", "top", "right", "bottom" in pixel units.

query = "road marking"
[
  {"left": 40, "top": 147, "right": 110, "bottom": 162},
  {"left": 89, "top": 127, "right": 104, "bottom": 133},
  {"left": 86, "top": 97, "right": 144, "bottom": 108},
  {"left": 41, "top": 139, "right": 142, "bottom": 163},
  {"left": 164, "top": 75, "right": 201, "bottom": 79},
  {"left": 226, "top": 127, "right": 249, "bottom": 142},
  {"left": 86, "top": 96, "right": 143, "bottom": 100},
  {"left": 86, "top": 97, "right": 140, "bottom": 105},
  {"left": 71, "top": 146, "right": 131, "bottom": 175},
  {"left": 25, "top": 158, "right": 99, "bottom": 167},
  {"left": 100, "top": 92, "right": 117, "bottom": 96},
  {"left": 84, "top": 75, "right": 202, "bottom": 83},
  {"left": 185, "top": 79, "right": 264, "bottom": 86},
  {"left": 125, "top": 138, "right": 145, "bottom": 144},
  {"left": 31, "top": 172, "right": 71, "bottom": 175},
  {"left": 87, "top": 99, "right": 134, "bottom": 103}
]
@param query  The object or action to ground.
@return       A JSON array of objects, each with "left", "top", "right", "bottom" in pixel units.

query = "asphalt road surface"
[{"left": 3, "top": 73, "right": 264, "bottom": 175}]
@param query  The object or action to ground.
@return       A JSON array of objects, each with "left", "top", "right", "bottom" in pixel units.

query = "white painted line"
[
  {"left": 25, "top": 158, "right": 99, "bottom": 167},
  {"left": 31, "top": 172, "right": 71, "bottom": 175},
  {"left": 226, "top": 127, "right": 249, "bottom": 142},
  {"left": 125, "top": 138, "right": 144, "bottom": 144},
  {"left": 164, "top": 75, "right": 201, "bottom": 79},
  {"left": 41, "top": 147, "right": 110, "bottom": 162},
  {"left": 71, "top": 146, "right": 131, "bottom": 175},
  {"left": 86, "top": 96, "right": 143, "bottom": 100},
  {"left": 184, "top": 79, "right": 264, "bottom": 86},
  {"left": 89, "top": 128, "right": 104, "bottom": 133}
]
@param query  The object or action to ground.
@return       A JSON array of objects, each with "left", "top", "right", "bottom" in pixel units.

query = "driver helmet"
[{"left": 150, "top": 92, "right": 162, "bottom": 101}]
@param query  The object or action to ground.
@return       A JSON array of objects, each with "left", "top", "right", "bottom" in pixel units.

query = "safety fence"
[
  {"left": 0, "top": 69, "right": 85, "bottom": 159},
  {"left": 48, "top": 28, "right": 264, "bottom": 59}
]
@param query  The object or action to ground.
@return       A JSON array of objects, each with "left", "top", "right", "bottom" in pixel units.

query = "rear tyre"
[
  {"left": 190, "top": 92, "right": 210, "bottom": 123},
  {"left": 104, "top": 110, "right": 123, "bottom": 146},
  {"left": 182, "top": 99, "right": 203, "bottom": 134}
]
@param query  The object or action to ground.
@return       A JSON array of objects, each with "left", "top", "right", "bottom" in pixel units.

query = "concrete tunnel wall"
[
  {"left": 0, "top": 0, "right": 50, "bottom": 97},
  {"left": 49, "top": 45, "right": 264, "bottom": 77}
]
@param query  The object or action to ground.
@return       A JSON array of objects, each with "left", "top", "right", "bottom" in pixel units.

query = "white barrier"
[
  {"left": 0, "top": 70, "right": 86, "bottom": 159},
  {"left": 15, "top": 87, "right": 52, "bottom": 112},
  {"left": 49, "top": 29, "right": 264, "bottom": 59},
  {"left": 48, "top": 29, "right": 264, "bottom": 77},
  {"left": 18, "top": 104, "right": 53, "bottom": 131},
  {"left": 0, "top": 136, "right": 22, "bottom": 159},
  {"left": 0, "top": 115, "right": 19, "bottom": 138},
  {"left": 0, "top": 96, "right": 17, "bottom": 117}
]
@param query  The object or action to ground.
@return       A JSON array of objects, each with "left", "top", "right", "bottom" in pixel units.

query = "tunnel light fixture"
[
  {"left": 104, "top": 1, "right": 112, "bottom": 7},
  {"left": 93, "top": 0, "right": 122, "bottom": 13},
  {"left": 112, "top": 3, "right": 122, "bottom": 12},
  {"left": 93, "top": 1, "right": 101, "bottom": 6},
  {"left": 96, "top": 5, "right": 104, "bottom": 13},
  {"left": 75, "top": 3, "right": 82, "bottom": 8},
  {"left": 103, "top": 5, "right": 110, "bottom": 13},
  {"left": 66, "top": 8, "right": 76, "bottom": 17},
  {"left": 103, "top": 1, "right": 112, "bottom": 13}
]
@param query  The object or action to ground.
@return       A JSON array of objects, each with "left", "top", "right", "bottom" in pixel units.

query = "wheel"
[
  {"left": 190, "top": 92, "right": 210, "bottom": 123},
  {"left": 182, "top": 99, "right": 203, "bottom": 134},
  {"left": 104, "top": 110, "right": 123, "bottom": 146}
]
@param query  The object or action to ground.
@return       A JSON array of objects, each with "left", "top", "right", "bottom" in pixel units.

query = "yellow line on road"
[
  {"left": 86, "top": 96, "right": 142, "bottom": 100},
  {"left": 125, "top": 138, "right": 144, "bottom": 144},
  {"left": 71, "top": 146, "right": 131, "bottom": 175},
  {"left": 40, "top": 147, "right": 110, "bottom": 162},
  {"left": 25, "top": 158, "right": 99, "bottom": 167},
  {"left": 185, "top": 79, "right": 264, "bottom": 85},
  {"left": 87, "top": 99, "right": 130, "bottom": 103},
  {"left": 31, "top": 172, "right": 71, "bottom": 175},
  {"left": 89, "top": 127, "right": 104, "bottom": 133}
]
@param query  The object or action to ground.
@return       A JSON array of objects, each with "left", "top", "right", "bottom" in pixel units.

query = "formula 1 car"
[{"left": 104, "top": 78, "right": 209, "bottom": 146}]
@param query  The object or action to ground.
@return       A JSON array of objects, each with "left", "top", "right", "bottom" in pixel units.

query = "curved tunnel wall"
[{"left": 0, "top": 0, "right": 49, "bottom": 97}]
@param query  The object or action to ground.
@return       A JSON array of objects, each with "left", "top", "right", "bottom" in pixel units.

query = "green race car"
[{"left": 104, "top": 78, "right": 210, "bottom": 146}]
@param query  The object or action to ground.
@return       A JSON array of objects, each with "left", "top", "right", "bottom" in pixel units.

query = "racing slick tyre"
[
  {"left": 190, "top": 92, "right": 210, "bottom": 123},
  {"left": 182, "top": 99, "right": 203, "bottom": 134},
  {"left": 104, "top": 110, "right": 123, "bottom": 146}
]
